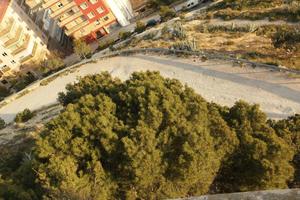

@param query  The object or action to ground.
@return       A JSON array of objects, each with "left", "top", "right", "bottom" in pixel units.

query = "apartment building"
[
  {"left": 104, "top": 0, "right": 134, "bottom": 26},
  {"left": 0, "top": 0, "right": 49, "bottom": 76},
  {"left": 42, "top": 0, "right": 117, "bottom": 41}
]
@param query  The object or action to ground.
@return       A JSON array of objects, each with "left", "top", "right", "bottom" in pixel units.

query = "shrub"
[
  {"left": 73, "top": 39, "right": 92, "bottom": 59},
  {"left": 171, "top": 38, "right": 198, "bottom": 51},
  {"left": 172, "top": 22, "right": 187, "bottom": 39},
  {"left": 14, "top": 109, "right": 35, "bottom": 123},
  {"left": 119, "top": 31, "right": 132, "bottom": 40},
  {"left": 97, "top": 39, "right": 114, "bottom": 51},
  {"left": 271, "top": 26, "right": 300, "bottom": 49},
  {"left": 0, "top": 86, "right": 11, "bottom": 100},
  {"left": 135, "top": 21, "right": 146, "bottom": 33},
  {"left": 0, "top": 117, "right": 6, "bottom": 129},
  {"left": 159, "top": 6, "right": 176, "bottom": 21}
]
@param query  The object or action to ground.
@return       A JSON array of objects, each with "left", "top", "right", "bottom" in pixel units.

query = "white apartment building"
[
  {"left": 0, "top": 0, "right": 49, "bottom": 76},
  {"left": 104, "top": 0, "right": 134, "bottom": 26}
]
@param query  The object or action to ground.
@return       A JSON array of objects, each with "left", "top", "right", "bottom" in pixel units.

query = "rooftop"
[{"left": 0, "top": 0, "right": 10, "bottom": 23}]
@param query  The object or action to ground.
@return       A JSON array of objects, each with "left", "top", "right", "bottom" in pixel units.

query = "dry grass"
[{"left": 126, "top": 20, "right": 300, "bottom": 70}]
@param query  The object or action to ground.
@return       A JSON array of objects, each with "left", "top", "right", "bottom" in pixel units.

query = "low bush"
[
  {"left": 14, "top": 109, "right": 35, "bottom": 123},
  {"left": 135, "top": 21, "right": 147, "bottom": 33},
  {"left": 159, "top": 6, "right": 176, "bottom": 22},
  {"left": 119, "top": 31, "right": 132, "bottom": 40},
  {"left": 0, "top": 117, "right": 6, "bottom": 129},
  {"left": 271, "top": 26, "right": 300, "bottom": 49},
  {"left": 97, "top": 40, "right": 115, "bottom": 51}
]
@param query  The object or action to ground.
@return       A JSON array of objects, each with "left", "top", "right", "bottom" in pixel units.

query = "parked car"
[{"left": 146, "top": 19, "right": 160, "bottom": 27}]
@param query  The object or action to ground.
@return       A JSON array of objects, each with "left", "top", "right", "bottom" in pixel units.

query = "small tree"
[
  {"left": 119, "top": 31, "right": 132, "bottom": 40},
  {"left": 15, "top": 109, "right": 35, "bottom": 123},
  {"left": 40, "top": 55, "right": 64, "bottom": 74},
  {"left": 135, "top": 21, "right": 146, "bottom": 33},
  {"left": 0, "top": 117, "right": 6, "bottom": 129},
  {"left": 73, "top": 39, "right": 92, "bottom": 59},
  {"left": 159, "top": 6, "right": 176, "bottom": 21}
]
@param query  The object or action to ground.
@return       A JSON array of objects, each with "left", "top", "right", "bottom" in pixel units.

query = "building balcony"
[
  {"left": 25, "top": 0, "right": 42, "bottom": 9},
  {"left": 12, "top": 35, "right": 31, "bottom": 56},
  {"left": 42, "top": 0, "right": 60, "bottom": 9},
  {"left": 0, "top": 18, "right": 15, "bottom": 38},
  {"left": 4, "top": 27, "right": 23, "bottom": 48},
  {"left": 20, "top": 42, "right": 38, "bottom": 64},
  {"left": 58, "top": 11, "right": 82, "bottom": 27},
  {"left": 65, "top": 20, "right": 88, "bottom": 36},
  {"left": 50, "top": 1, "right": 76, "bottom": 19}
]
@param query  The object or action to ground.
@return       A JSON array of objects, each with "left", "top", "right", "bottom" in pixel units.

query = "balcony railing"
[
  {"left": 25, "top": 0, "right": 42, "bottom": 9},
  {"left": 42, "top": 0, "right": 60, "bottom": 9},
  {"left": 50, "top": 1, "right": 76, "bottom": 19},
  {"left": 65, "top": 20, "right": 88, "bottom": 36},
  {"left": 20, "top": 42, "right": 38, "bottom": 64},
  {"left": 58, "top": 11, "right": 82, "bottom": 27},
  {"left": 12, "top": 35, "right": 31, "bottom": 56},
  {"left": 4, "top": 27, "right": 23, "bottom": 48},
  {"left": 0, "top": 18, "right": 15, "bottom": 38}
]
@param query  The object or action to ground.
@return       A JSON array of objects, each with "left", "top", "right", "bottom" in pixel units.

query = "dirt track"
[{"left": 0, "top": 54, "right": 300, "bottom": 123}]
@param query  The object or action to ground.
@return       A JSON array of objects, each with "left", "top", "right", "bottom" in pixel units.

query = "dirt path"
[{"left": 0, "top": 54, "right": 299, "bottom": 123}]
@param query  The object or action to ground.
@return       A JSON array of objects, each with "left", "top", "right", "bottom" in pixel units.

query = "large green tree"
[
  {"left": 0, "top": 71, "right": 298, "bottom": 200},
  {"left": 36, "top": 71, "right": 237, "bottom": 199},
  {"left": 212, "top": 101, "right": 295, "bottom": 193},
  {"left": 271, "top": 114, "right": 300, "bottom": 188}
]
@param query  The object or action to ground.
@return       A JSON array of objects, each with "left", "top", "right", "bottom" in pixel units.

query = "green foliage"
[
  {"left": 0, "top": 72, "right": 299, "bottom": 199},
  {"left": 40, "top": 54, "right": 64, "bottom": 75},
  {"left": 159, "top": 6, "right": 176, "bottom": 21},
  {"left": 12, "top": 73, "right": 37, "bottom": 92},
  {"left": 271, "top": 26, "right": 300, "bottom": 49},
  {"left": 14, "top": 109, "right": 35, "bottom": 123},
  {"left": 212, "top": 101, "right": 295, "bottom": 193},
  {"left": 270, "top": 114, "right": 300, "bottom": 188},
  {"left": 119, "top": 31, "right": 132, "bottom": 40},
  {"left": 0, "top": 86, "right": 11, "bottom": 100},
  {"left": 39, "top": 71, "right": 238, "bottom": 199},
  {"left": 0, "top": 117, "right": 6, "bottom": 130},
  {"left": 0, "top": 138, "right": 40, "bottom": 200},
  {"left": 135, "top": 21, "right": 146, "bottom": 33},
  {"left": 73, "top": 39, "right": 92, "bottom": 59},
  {"left": 97, "top": 39, "right": 115, "bottom": 51},
  {"left": 171, "top": 38, "right": 198, "bottom": 51},
  {"left": 151, "top": 0, "right": 180, "bottom": 6}
]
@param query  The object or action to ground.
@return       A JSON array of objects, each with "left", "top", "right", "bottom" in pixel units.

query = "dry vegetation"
[{"left": 124, "top": 17, "right": 300, "bottom": 69}]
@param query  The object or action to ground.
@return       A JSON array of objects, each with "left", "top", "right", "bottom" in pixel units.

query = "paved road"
[{"left": 0, "top": 55, "right": 299, "bottom": 123}]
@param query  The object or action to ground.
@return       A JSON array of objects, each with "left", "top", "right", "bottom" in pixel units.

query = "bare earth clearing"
[{"left": 0, "top": 54, "right": 299, "bottom": 124}]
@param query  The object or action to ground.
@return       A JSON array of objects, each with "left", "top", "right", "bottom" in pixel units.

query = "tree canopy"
[{"left": 0, "top": 71, "right": 298, "bottom": 200}]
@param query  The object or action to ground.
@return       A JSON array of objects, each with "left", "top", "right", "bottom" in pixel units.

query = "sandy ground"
[{"left": 0, "top": 54, "right": 300, "bottom": 123}]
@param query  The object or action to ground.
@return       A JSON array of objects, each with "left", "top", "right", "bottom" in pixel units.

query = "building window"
[
  {"left": 87, "top": 12, "right": 95, "bottom": 19},
  {"left": 11, "top": 60, "right": 16, "bottom": 64},
  {"left": 103, "top": 16, "right": 109, "bottom": 21},
  {"left": 57, "top": 2, "right": 63, "bottom": 8},
  {"left": 2, "top": 52, "right": 7, "bottom": 57},
  {"left": 89, "top": 0, "right": 98, "bottom": 4},
  {"left": 96, "top": 7, "right": 104, "bottom": 14},
  {"left": 80, "top": 2, "right": 88, "bottom": 9},
  {"left": 95, "top": 19, "right": 100, "bottom": 25},
  {"left": 67, "top": 9, "right": 75, "bottom": 15},
  {"left": 1, "top": 79, "right": 8, "bottom": 85}
]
